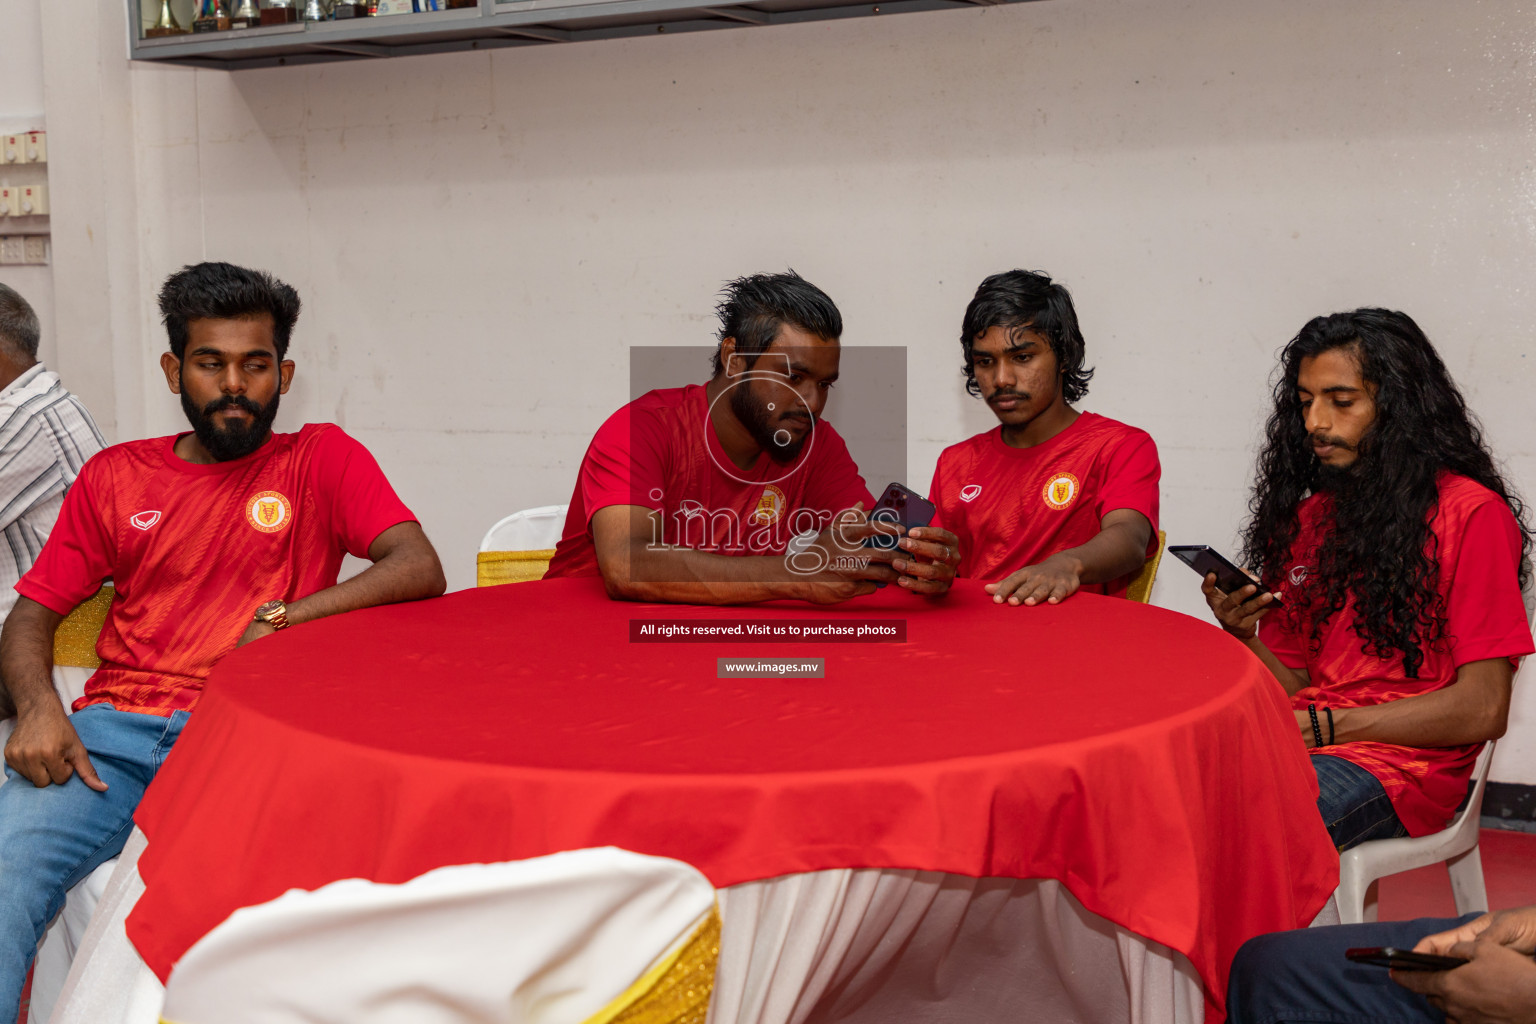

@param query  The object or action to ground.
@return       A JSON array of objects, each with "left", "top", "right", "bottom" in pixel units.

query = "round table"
[{"left": 125, "top": 577, "right": 1336, "bottom": 1022}]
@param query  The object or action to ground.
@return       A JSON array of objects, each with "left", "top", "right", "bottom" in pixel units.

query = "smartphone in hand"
[
  {"left": 1344, "top": 947, "right": 1469, "bottom": 971},
  {"left": 1169, "top": 544, "right": 1284, "bottom": 607},
  {"left": 863, "top": 483, "right": 936, "bottom": 551}
]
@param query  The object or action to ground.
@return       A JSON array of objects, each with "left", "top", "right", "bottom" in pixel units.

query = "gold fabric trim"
[
  {"left": 584, "top": 904, "right": 721, "bottom": 1024},
  {"left": 53, "top": 585, "right": 113, "bottom": 668},
  {"left": 1126, "top": 530, "right": 1166, "bottom": 605},
  {"left": 476, "top": 549, "right": 556, "bottom": 588}
]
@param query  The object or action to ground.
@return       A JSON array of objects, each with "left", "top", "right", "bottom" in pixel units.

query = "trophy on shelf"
[
  {"left": 230, "top": 0, "right": 261, "bottom": 27},
  {"left": 192, "top": 0, "right": 231, "bottom": 31},
  {"left": 259, "top": 0, "right": 300, "bottom": 25},
  {"left": 301, "top": 0, "right": 329, "bottom": 19},
  {"left": 145, "top": 0, "right": 189, "bottom": 36}
]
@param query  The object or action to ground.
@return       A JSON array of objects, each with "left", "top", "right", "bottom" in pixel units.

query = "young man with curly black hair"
[
  {"left": 1203, "top": 308, "right": 1533, "bottom": 852},
  {"left": 0, "top": 262, "right": 445, "bottom": 1022},
  {"left": 928, "top": 269, "right": 1161, "bottom": 606}
]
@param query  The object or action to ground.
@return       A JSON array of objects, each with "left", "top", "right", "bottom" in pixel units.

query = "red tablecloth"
[{"left": 127, "top": 577, "right": 1336, "bottom": 1021}]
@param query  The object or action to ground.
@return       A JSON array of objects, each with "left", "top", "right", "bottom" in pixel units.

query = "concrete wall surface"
[{"left": 23, "top": 0, "right": 1536, "bottom": 779}]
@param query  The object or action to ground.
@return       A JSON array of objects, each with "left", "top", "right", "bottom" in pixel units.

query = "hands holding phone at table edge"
[{"left": 1387, "top": 907, "right": 1536, "bottom": 1022}]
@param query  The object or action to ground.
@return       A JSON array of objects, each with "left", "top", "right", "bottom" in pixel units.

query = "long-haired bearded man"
[{"left": 1202, "top": 308, "right": 1534, "bottom": 852}]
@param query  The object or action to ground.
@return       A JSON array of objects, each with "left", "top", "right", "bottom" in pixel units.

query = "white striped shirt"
[{"left": 0, "top": 364, "right": 105, "bottom": 621}]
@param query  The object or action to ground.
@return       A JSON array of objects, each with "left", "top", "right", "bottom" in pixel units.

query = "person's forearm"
[
  {"left": 1052, "top": 521, "right": 1148, "bottom": 586},
  {"left": 0, "top": 598, "right": 65, "bottom": 719},
  {"left": 607, "top": 544, "right": 815, "bottom": 605},
  {"left": 285, "top": 544, "right": 446, "bottom": 628},
  {"left": 1331, "top": 662, "right": 1510, "bottom": 747},
  {"left": 1242, "top": 636, "right": 1309, "bottom": 696}
]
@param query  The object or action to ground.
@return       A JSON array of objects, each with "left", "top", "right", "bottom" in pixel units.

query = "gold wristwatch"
[{"left": 254, "top": 599, "right": 290, "bottom": 631}]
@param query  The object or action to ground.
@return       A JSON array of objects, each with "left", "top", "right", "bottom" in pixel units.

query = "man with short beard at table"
[
  {"left": 927, "top": 270, "right": 1160, "bottom": 607},
  {"left": 0, "top": 262, "right": 446, "bottom": 1024},
  {"left": 545, "top": 271, "right": 960, "bottom": 604},
  {"left": 1202, "top": 308, "right": 1533, "bottom": 853}
]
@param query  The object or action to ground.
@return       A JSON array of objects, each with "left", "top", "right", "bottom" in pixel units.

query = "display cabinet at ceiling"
[{"left": 128, "top": 0, "right": 1037, "bottom": 69}]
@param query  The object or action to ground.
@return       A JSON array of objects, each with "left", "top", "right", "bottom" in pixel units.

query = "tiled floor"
[{"left": 1377, "top": 827, "right": 1536, "bottom": 920}]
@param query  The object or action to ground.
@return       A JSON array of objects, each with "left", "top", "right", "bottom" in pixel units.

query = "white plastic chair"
[
  {"left": 478, "top": 504, "right": 569, "bottom": 553},
  {"left": 1334, "top": 739, "right": 1497, "bottom": 924},
  {"left": 157, "top": 847, "right": 719, "bottom": 1024}
]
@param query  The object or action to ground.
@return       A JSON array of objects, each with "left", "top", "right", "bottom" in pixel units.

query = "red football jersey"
[
  {"left": 1261, "top": 473, "right": 1534, "bottom": 836},
  {"left": 546, "top": 385, "right": 874, "bottom": 578},
  {"left": 928, "top": 412, "right": 1161, "bottom": 596},
  {"left": 17, "top": 424, "right": 415, "bottom": 717}
]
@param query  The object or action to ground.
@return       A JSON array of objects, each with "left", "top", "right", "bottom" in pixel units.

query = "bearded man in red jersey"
[
  {"left": 0, "top": 262, "right": 446, "bottom": 1022},
  {"left": 928, "top": 270, "right": 1161, "bottom": 607},
  {"left": 1204, "top": 309, "right": 1533, "bottom": 852}
]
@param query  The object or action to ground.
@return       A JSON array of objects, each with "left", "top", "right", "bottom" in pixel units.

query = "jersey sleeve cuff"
[{"left": 15, "top": 577, "right": 89, "bottom": 617}]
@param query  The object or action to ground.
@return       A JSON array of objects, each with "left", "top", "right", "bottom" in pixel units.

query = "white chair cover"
[
  {"left": 478, "top": 505, "right": 569, "bottom": 552},
  {"left": 52, "top": 844, "right": 1342, "bottom": 1024},
  {"left": 157, "top": 847, "right": 715, "bottom": 1024}
]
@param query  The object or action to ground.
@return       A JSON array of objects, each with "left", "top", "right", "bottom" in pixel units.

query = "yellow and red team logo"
[
  {"left": 247, "top": 490, "right": 293, "bottom": 533},
  {"left": 750, "top": 484, "right": 787, "bottom": 526},
  {"left": 1042, "top": 473, "right": 1080, "bottom": 511}
]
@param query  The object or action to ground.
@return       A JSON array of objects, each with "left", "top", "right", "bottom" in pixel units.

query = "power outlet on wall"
[
  {"left": 0, "top": 237, "right": 25, "bottom": 265},
  {"left": 22, "top": 236, "right": 47, "bottom": 264}
]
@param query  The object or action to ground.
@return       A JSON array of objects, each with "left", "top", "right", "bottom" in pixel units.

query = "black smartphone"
[
  {"left": 864, "top": 482, "right": 936, "bottom": 550},
  {"left": 1344, "top": 947, "right": 1469, "bottom": 971},
  {"left": 1168, "top": 544, "right": 1283, "bottom": 607}
]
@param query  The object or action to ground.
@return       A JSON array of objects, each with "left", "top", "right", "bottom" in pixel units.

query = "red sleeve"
[
  {"left": 310, "top": 427, "right": 417, "bottom": 559},
  {"left": 800, "top": 423, "right": 875, "bottom": 516},
  {"left": 1445, "top": 502, "right": 1535, "bottom": 666},
  {"left": 1093, "top": 429, "right": 1161, "bottom": 540},
  {"left": 16, "top": 457, "right": 115, "bottom": 615},
  {"left": 1259, "top": 611, "right": 1309, "bottom": 670},
  {"left": 576, "top": 404, "right": 668, "bottom": 530}
]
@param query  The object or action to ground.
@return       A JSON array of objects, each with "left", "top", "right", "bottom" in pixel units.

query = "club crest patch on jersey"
[
  {"left": 1042, "top": 473, "right": 1080, "bottom": 511},
  {"left": 130, "top": 510, "right": 161, "bottom": 531},
  {"left": 750, "top": 484, "right": 787, "bottom": 526},
  {"left": 247, "top": 491, "right": 293, "bottom": 534},
  {"left": 959, "top": 484, "right": 983, "bottom": 503}
]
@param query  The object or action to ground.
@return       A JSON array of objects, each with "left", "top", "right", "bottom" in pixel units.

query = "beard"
[
  {"left": 731, "top": 382, "right": 810, "bottom": 465},
  {"left": 181, "top": 390, "right": 280, "bottom": 462}
]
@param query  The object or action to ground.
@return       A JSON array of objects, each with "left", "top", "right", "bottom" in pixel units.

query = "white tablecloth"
[{"left": 50, "top": 829, "right": 1337, "bottom": 1024}]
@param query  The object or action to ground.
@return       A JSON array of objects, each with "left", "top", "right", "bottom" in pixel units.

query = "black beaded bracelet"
[
  {"left": 1325, "top": 707, "right": 1334, "bottom": 747},
  {"left": 1308, "top": 702, "right": 1323, "bottom": 749}
]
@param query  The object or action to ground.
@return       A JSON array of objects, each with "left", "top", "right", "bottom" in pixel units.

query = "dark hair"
[
  {"left": 960, "top": 270, "right": 1093, "bottom": 403},
  {"left": 1242, "top": 308, "right": 1533, "bottom": 677},
  {"left": 158, "top": 262, "right": 301, "bottom": 361},
  {"left": 711, "top": 271, "right": 842, "bottom": 376},
  {"left": 0, "top": 283, "right": 40, "bottom": 358}
]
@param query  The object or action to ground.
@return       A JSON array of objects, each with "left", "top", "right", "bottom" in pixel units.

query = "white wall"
[
  {"left": 33, "top": 1, "right": 1536, "bottom": 775},
  {"left": 0, "top": 0, "right": 55, "bottom": 368}
]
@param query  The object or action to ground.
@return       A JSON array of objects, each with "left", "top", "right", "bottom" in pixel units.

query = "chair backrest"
[
  {"left": 477, "top": 505, "right": 569, "bottom": 587},
  {"left": 1125, "top": 531, "right": 1167, "bottom": 605},
  {"left": 53, "top": 584, "right": 114, "bottom": 668},
  {"left": 158, "top": 848, "right": 718, "bottom": 1024}
]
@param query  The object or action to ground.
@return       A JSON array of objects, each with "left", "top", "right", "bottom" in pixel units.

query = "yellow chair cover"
[
  {"left": 53, "top": 584, "right": 113, "bottom": 668},
  {"left": 584, "top": 906, "right": 720, "bottom": 1024},
  {"left": 477, "top": 549, "right": 556, "bottom": 587},
  {"left": 1125, "top": 531, "right": 1166, "bottom": 605}
]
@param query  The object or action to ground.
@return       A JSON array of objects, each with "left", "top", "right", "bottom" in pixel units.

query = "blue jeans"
[
  {"left": 1227, "top": 913, "right": 1481, "bottom": 1023},
  {"left": 0, "top": 704, "right": 188, "bottom": 1024},
  {"left": 1314, "top": 754, "right": 1408, "bottom": 851}
]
